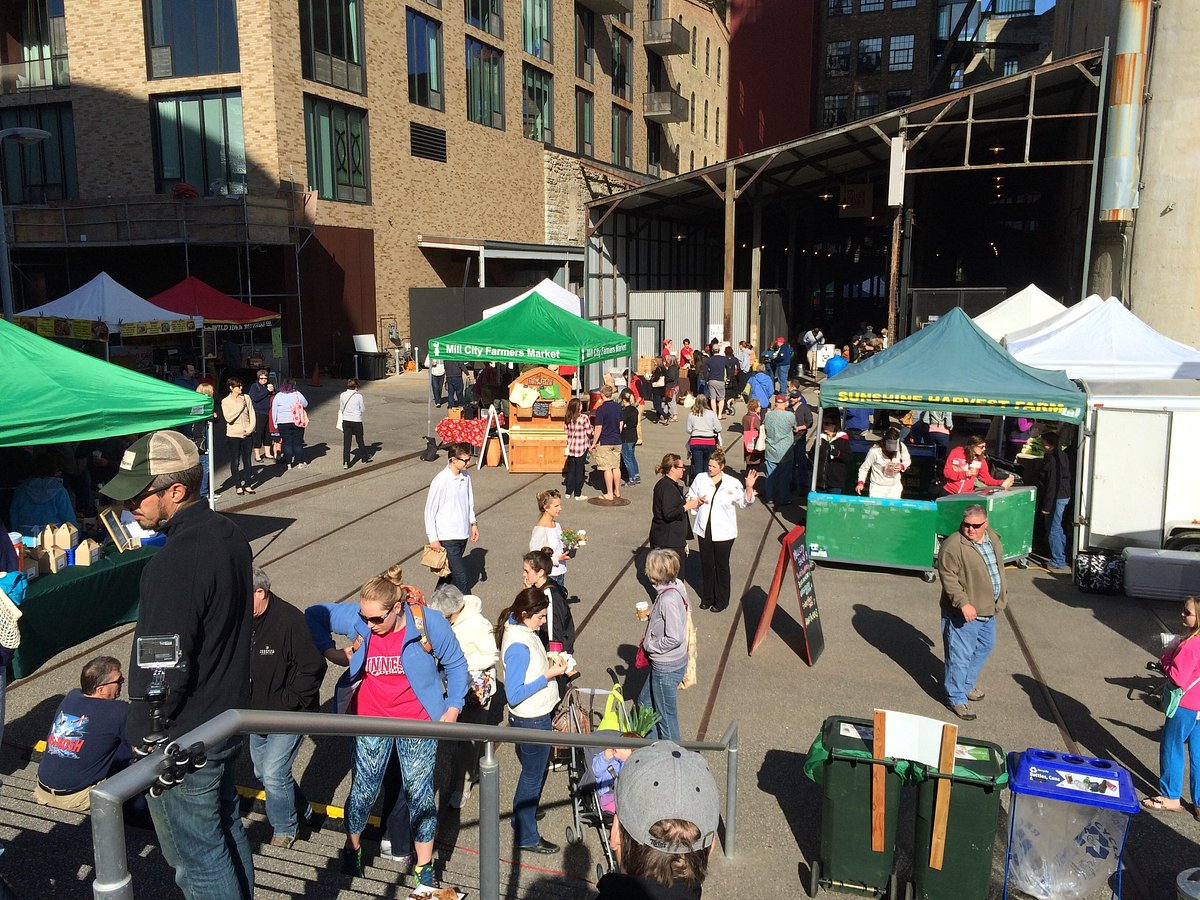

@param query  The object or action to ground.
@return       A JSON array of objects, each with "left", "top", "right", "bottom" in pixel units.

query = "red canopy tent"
[{"left": 148, "top": 276, "right": 279, "bottom": 327}]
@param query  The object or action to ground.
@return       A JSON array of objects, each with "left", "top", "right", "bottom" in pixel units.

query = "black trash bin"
[
  {"left": 805, "top": 716, "right": 903, "bottom": 899},
  {"left": 357, "top": 351, "right": 389, "bottom": 380}
]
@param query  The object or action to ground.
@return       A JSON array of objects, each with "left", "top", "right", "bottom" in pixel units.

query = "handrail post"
[
  {"left": 479, "top": 740, "right": 500, "bottom": 900},
  {"left": 724, "top": 722, "right": 738, "bottom": 858},
  {"left": 90, "top": 784, "right": 134, "bottom": 900}
]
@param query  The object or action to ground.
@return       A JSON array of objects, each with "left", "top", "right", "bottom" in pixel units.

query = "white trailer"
[{"left": 1075, "top": 380, "right": 1200, "bottom": 556}]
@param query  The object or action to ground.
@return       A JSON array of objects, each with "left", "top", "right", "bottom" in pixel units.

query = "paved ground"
[{"left": 1, "top": 371, "right": 1191, "bottom": 899}]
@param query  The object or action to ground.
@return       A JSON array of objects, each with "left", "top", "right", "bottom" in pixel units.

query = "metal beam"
[
  {"left": 734, "top": 152, "right": 780, "bottom": 200},
  {"left": 723, "top": 163, "right": 736, "bottom": 341},
  {"left": 700, "top": 173, "right": 725, "bottom": 199},
  {"left": 585, "top": 199, "right": 623, "bottom": 239},
  {"left": 905, "top": 159, "right": 1094, "bottom": 174}
]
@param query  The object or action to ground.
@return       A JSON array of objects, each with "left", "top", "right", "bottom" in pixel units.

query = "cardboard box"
[
  {"left": 38, "top": 525, "right": 58, "bottom": 551},
  {"left": 53, "top": 523, "right": 80, "bottom": 550},
  {"left": 638, "top": 355, "right": 658, "bottom": 375},
  {"left": 21, "top": 553, "right": 38, "bottom": 581},
  {"left": 36, "top": 546, "right": 68, "bottom": 575},
  {"left": 74, "top": 539, "right": 103, "bottom": 567}
]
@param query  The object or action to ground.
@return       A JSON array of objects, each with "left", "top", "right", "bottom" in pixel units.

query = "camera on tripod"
[{"left": 133, "top": 635, "right": 206, "bottom": 796}]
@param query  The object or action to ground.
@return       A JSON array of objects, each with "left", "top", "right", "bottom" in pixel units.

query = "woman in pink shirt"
[{"left": 1144, "top": 595, "right": 1200, "bottom": 813}]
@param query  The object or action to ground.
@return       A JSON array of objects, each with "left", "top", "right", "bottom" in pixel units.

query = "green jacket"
[{"left": 937, "top": 528, "right": 1007, "bottom": 617}]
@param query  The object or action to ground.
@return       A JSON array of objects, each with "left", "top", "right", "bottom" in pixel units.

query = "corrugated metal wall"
[{"left": 628, "top": 290, "right": 750, "bottom": 354}]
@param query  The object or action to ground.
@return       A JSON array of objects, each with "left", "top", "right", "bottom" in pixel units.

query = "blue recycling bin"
[{"left": 1004, "top": 748, "right": 1139, "bottom": 899}]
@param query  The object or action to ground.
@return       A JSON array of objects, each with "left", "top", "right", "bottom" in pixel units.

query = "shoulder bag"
[{"left": 1161, "top": 665, "right": 1200, "bottom": 718}]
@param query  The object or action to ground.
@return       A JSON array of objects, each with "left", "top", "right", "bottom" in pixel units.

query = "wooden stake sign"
[
  {"left": 749, "top": 525, "right": 824, "bottom": 664},
  {"left": 929, "top": 723, "right": 959, "bottom": 870},
  {"left": 872, "top": 709, "right": 887, "bottom": 853}
]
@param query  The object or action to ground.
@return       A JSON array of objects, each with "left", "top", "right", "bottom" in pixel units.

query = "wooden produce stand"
[{"left": 507, "top": 367, "right": 571, "bottom": 473}]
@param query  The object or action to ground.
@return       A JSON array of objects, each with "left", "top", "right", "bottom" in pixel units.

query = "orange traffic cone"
[{"left": 310, "top": 364, "right": 320, "bottom": 387}]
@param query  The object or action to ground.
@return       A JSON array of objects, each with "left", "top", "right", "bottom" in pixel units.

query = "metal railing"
[{"left": 90, "top": 709, "right": 740, "bottom": 900}]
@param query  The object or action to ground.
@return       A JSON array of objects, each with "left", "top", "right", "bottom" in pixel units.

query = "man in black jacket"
[
  {"left": 1038, "top": 431, "right": 1072, "bottom": 572},
  {"left": 248, "top": 565, "right": 327, "bottom": 848},
  {"left": 101, "top": 430, "right": 254, "bottom": 900}
]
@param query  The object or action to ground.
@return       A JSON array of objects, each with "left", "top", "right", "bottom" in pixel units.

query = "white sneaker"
[
  {"left": 449, "top": 781, "right": 473, "bottom": 809},
  {"left": 379, "top": 840, "right": 412, "bottom": 867}
]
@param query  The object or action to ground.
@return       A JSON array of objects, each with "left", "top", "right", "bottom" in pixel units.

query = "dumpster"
[
  {"left": 1004, "top": 748, "right": 1139, "bottom": 899},
  {"left": 911, "top": 737, "right": 1007, "bottom": 900},
  {"left": 804, "top": 716, "right": 904, "bottom": 899},
  {"left": 934, "top": 486, "right": 1036, "bottom": 563}
]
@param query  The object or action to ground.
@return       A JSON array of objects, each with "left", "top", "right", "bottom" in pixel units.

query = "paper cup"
[{"left": 635, "top": 601, "right": 651, "bottom": 621}]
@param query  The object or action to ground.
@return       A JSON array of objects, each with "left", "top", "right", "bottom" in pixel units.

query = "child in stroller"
[{"left": 591, "top": 734, "right": 639, "bottom": 817}]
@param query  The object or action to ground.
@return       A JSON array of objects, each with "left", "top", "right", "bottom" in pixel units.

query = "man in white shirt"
[
  {"left": 802, "top": 328, "right": 824, "bottom": 376},
  {"left": 424, "top": 442, "right": 480, "bottom": 592}
]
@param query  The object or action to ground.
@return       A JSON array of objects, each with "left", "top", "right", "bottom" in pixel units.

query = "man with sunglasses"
[
  {"left": 101, "top": 430, "right": 254, "bottom": 899},
  {"left": 36, "top": 656, "right": 136, "bottom": 813},
  {"left": 937, "top": 504, "right": 1007, "bottom": 721},
  {"left": 424, "top": 442, "right": 480, "bottom": 592}
]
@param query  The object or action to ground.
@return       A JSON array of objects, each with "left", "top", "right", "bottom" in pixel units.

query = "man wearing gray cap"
[
  {"left": 101, "top": 430, "right": 254, "bottom": 900},
  {"left": 599, "top": 740, "right": 719, "bottom": 898}
]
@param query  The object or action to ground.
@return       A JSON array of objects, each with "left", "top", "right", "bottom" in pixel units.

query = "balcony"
[
  {"left": 575, "top": 0, "right": 632, "bottom": 15},
  {"left": 643, "top": 90, "right": 688, "bottom": 124},
  {"left": 0, "top": 58, "right": 70, "bottom": 95},
  {"left": 644, "top": 18, "right": 689, "bottom": 56}
]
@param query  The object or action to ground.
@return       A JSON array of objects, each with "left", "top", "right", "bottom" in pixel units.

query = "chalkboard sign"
[
  {"left": 532, "top": 401, "right": 551, "bottom": 417},
  {"left": 789, "top": 539, "right": 825, "bottom": 664},
  {"left": 750, "top": 525, "right": 825, "bottom": 665}
]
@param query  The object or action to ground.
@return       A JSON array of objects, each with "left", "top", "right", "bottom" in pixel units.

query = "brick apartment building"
[{"left": 0, "top": 0, "right": 727, "bottom": 372}]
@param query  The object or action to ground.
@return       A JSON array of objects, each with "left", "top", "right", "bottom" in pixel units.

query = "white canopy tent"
[
  {"left": 19, "top": 272, "right": 195, "bottom": 331},
  {"left": 974, "top": 284, "right": 1067, "bottom": 341},
  {"left": 482, "top": 278, "right": 582, "bottom": 318},
  {"left": 1002, "top": 293, "right": 1105, "bottom": 353},
  {"left": 1007, "top": 296, "right": 1200, "bottom": 380}
]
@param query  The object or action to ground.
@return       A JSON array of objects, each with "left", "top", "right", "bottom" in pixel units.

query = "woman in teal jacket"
[{"left": 306, "top": 564, "right": 468, "bottom": 886}]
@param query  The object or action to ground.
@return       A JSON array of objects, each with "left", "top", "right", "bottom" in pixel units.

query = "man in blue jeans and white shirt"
[
  {"left": 937, "top": 504, "right": 1007, "bottom": 722},
  {"left": 425, "top": 442, "right": 480, "bottom": 592},
  {"left": 247, "top": 565, "right": 326, "bottom": 849}
]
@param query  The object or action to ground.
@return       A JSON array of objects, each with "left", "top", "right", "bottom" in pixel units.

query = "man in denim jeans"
[
  {"left": 247, "top": 566, "right": 327, "bottom": 849},
  {"left": 101, "top": 430, "right": 254, "bottom": 899},
  {"left": 937, "top": 505, "right": 1007, "bottom": 722}
]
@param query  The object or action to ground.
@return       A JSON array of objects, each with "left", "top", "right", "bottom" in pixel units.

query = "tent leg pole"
[{"left": 207, "top": 420, "right": 216, "bottom": 510}]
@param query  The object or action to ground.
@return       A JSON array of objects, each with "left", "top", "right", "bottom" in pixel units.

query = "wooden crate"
[{"left": 509, "top": 433, "right": 567, "bottom": 473}]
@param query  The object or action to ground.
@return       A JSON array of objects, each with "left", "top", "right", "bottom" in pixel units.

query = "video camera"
[{"left": 132, "top": 635, "right": 206, "bottom": 796}]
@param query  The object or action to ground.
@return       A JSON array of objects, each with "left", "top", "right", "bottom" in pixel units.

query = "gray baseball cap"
[
  {"left": 614, "top": 740, "right": 719, "bottom": 854},
  {"left": 100, "top": 431, "right": 199, "bottom": 501}
]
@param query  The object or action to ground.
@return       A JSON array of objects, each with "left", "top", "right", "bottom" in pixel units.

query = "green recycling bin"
[
  {"left": 934, "top": 486, "right": 1036, "bottom": 563},
  {"left": 804, "top": 716, "right": 903, "bottom": 899},
  {"left": 911, "top": 737, "right": 1007, "bottom": 900}
]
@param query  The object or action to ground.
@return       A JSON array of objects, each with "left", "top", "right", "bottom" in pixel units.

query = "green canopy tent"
[
  {"left": 427, "top": 290, "right": 631, "bottom": 366},
  {"left": 0, "top": 317, "right": 213, "bottom": 447},
  {"left": 821, "top": 307, "right": 1085, "bottom": 424}
]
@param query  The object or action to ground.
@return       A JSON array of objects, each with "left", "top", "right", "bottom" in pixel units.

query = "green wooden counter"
[{"left": 11, "top": 545, "right": 159, "bottom": 680}]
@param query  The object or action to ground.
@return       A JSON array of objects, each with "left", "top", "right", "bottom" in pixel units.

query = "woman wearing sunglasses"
[{"left": 305, "top": 564, "right": 467, "bottom": 887}]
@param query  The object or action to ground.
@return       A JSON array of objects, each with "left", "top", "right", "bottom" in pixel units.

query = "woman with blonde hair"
[
  {"left": 530, "top": 489, "right": 570, "bottom": 588},
  {"left": 637, "top": 550, "right": 693, "bottom": 740},
  {"left": 685, "top": 395, "right": 721, "bottom": 482},
  {"left": 305, "top": 565, "right": 468, "bottom": 885}
]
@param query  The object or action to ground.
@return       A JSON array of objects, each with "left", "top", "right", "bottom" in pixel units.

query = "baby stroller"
[{"left": 561, "top": 669, "right": 633, "bottom": 882}]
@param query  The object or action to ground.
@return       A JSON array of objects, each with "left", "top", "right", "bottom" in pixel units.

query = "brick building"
[{"left": 0, "top": 0, "right": 727, "bottom": 372}]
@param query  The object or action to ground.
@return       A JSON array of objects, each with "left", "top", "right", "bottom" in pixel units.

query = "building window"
[
  {"left": 465, "top": 38, "right": 504, "bottom": 128},
  {"left": 407, "top": 9, "right": 443, "bottom": 110},
  {"left": 299, "top": 0, "right": 365, "bottom": 93},
  {"left": 611, "top": 104, "right": 631, "bottom": 168},
  {"left": 690, "top": 26, "right": 696, "bottom": 65},
  {"left": 860, "top": 0, "right": 883, "bottom": 11},
  {"left": 575, "top": 88, "right": 593, "bottom": 156},
  {"left": 522, "top": 64, "right": 553, "bottom": 142},
  {"left": 146, "top": 0, "right": 239, "bottom": 79},
  {"left": 889, "top": 34, "right": 914, "bottom": 71},
  {"left": 855, "top": 91, "right": 879, "bottom": 119},
  {"left": 574, "top": 4, "right": 593, "bottom": 81},
  {"left": 858, "top": 38, "right": 881, "bottom": 75},
  {"left": 893, "top": 0, "right": 917, "bottom": 6},
  {"left": 827, "top": 0, "right": 851, "bottom": 15},
  {"left": 689, "top": 149, "right": 694, "bottom": 170},
  {"left": 522, "top": 0, "right": 552, "bottom": 62},
  {"left": 303, "top": 94, "right": 369, "bottom": 202},
  {"left": 705, "top": 38, "right": 710, "bottom": 75},
  {"left": 0, "top": 102, "right": 76, "bottom": 204},
  {"left": 715, "top": 106, "right": 720, "bottom": 139},
  {"left": 822, "top": 93, "right": 848, "bottom": 128},
  {"left": 2, "top": 0, "right": 70, "bottom": 91},
  {"left": 825, "top": 40, "right": 850, "bottom": 78},
  {"left": 885, "top": 88, "right": 911, "bottom": 109},
  {"left": 612, "top": 30, "right": 632, "bottom": 101},
  {"left": 689, "top": 91, "right": 695, "bottom": 132},
  {"left": 647, "top": 121, "right": 661, "bottom": 176},
  {"left": 465, "top": 0, "right": 503, "bottom": 38},
  {"left": 716, "top": 47, "right": 721, "bottom": 83},
  {"left": 154, "top": 90, "right": 246, "bottom": 196},
  {"left": 995, "top": 0, "right": 1034, "bottom": 13},
  {"left": 1003, "top": 57, "right": 1019, "bottom": 76},
  {"left": 703, "top": 99, "right": 708, "bottom": 138}
]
